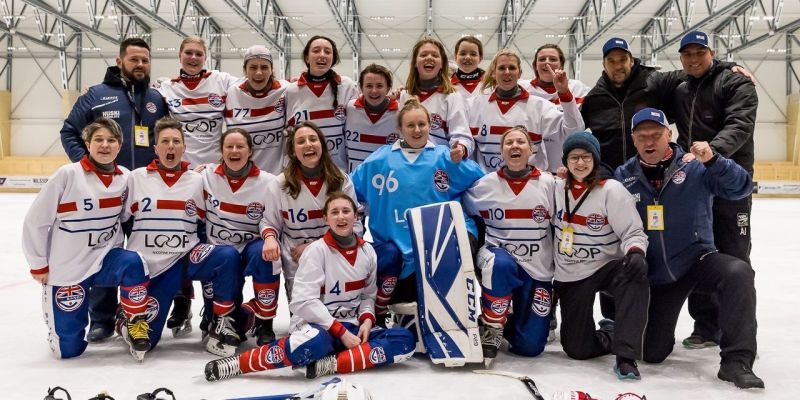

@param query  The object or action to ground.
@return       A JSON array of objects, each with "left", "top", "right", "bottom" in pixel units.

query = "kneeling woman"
[
  {"left": 463, "top": 127, "right": 556, "bottom": 363},
  {"left": 22, "top": 118, "right": 151, "bottom": 360},
  {"left": 553, "top": 131, "right": 649, "bottom": 379},
  {"left": 205, "top": 193, "right": 415, "bottom": 381},
  {"left": 121, "top": 117, "right": 242, "bottom": 356}
]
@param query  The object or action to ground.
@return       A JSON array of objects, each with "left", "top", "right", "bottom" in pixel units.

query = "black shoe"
[
  {"left": 614, "top": 356, "right": 641, "bottom": 380},
  {"left": 253, "top": 318, "right": 276, "bottom": 346},
  {"left": 682, "top": 334, "right": 718, "bottom": 349},
  {"left": 87, "top": 322, "right": 114, "bottom": 342},
  {"left": 718, "top": 360, "right": 765, "bottom": 389},
  {"left": 166, "top": 295, "right": 192, "bottom": 337}
]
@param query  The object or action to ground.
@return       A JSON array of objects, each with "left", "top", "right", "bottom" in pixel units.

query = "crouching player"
[
  {"left": 119, "top": 117, "right": 242, "bottom": 356},
  {"left": 205, "top": 193, "right": 415, "bottom": 381},
  {"left": 463, "top": 126, "right": 556, "bottom": 364},
  {"left": 22, "top": 118, "right": 152, "bottom": 360}
]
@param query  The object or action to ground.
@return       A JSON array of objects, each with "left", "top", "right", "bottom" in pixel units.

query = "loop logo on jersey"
[
  {"left": 334, "top": 104, "right": 347, "bottom": 121},
  {"left": 190, "top": 244, "right": 215, "bottom": 264},
  {"left": 532, "top": 205, "right": 549, "bottom": 223},
  {"left": 55, "top": 285, "right": 85, "bottom": 312},
  {"left": 247, "top": 202, "right": 265, "bottom": 220},
  {"left": 185, "top": 199, "right": 198, "bottom": 217},
  {"left": 381, "top": 277, "right": 397, "bottom": 294},
  {"left": 386, "top": 132, "right": 400, "bottom": 144},
  {"left": 430, "top": 113, "right": 444, "bottom": 130},
  {"left": 257, "top": 288, "right": 277, "bottom": 307},
  {"left": 491, "top": 298, "right": 510, "bottom": 315},
  {"left": 586, "top": 213, "right": 606, "bottom": 231},
  {"left": 146, "top": 102, "right": 157, "bottom": 114},
  {"left": 265, "top": 344, "right": 285, "bottom": 364},
  {"left": 369, "top": 346, "right": 387, "bottom": 364},
  {"left": 433, "top": 169, "right": 450, "bottom": 192},
  {"left": 128, "top": 285, "right": 148, "bottom": 304},
  {"left": 144, "top": 297, "right": 160, "bottom": 323},
  {"left": 671, "top": 170, "right": 687, "bottom": 184},
  {"left": 614, "top": 393, "right": 647, "bottom": 400},
  {"left": 208, "top": 93, "right": 224, "bottom": 108},
  {"left": 531, "top": 288, "right": 551, "bottom": 317}
]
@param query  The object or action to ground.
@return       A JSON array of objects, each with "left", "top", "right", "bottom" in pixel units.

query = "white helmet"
[{"left": 315, "top": 379, "right": 372, "bottom": 400}]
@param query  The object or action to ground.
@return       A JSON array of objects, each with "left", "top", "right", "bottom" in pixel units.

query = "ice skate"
[
  {"left": 206, "top": 314, "right": 240, "bottom": 357},
  {"left": 480, "top": 322, "right": 503, "bottom": 367},
  {"left": 205, "top": 355, "right": 242, "bottom": 382},
  {"left": 305, "top": 354, "right": 337, "bottom": 379},
  {"left": 166, "top": 295, "right": 192, "bottom": 338},
  {"left": 252, "top": 318, "right": 276, "bottom": 346},
  {"left": 122, "top": 314, "right": 150, "bottom": 362}
]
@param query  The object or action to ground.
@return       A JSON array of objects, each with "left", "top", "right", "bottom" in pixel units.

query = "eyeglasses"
[{"left": 567, "top": 154, "right": 593, "bottom": 164}]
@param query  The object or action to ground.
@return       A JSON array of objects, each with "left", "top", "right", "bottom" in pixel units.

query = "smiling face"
[
  {"left": 155, "top": 128, "right": 185, "bottom": 169},
  {"left": 86, "top": 128, "right": 121, "bottom": 165},
  {"left": 245, "top": 58, "right": 273, "bottom": 91},
  {"left": 293, "top": 126, "right": 323, "bottom": 169},
  {"left": 415, "top": 43, "right": 443, "bottom": 81},
  {"left": 501, "top": 129, "right": 532, "bottom": 171},
  {"left": 566, "top": 148, "right": 594, "bottom": 182},
  {"left": 399, "top": 108, "right": 430, "bottom": 148},
  {"left": 179, "top": 42, "right": 206, "bottom": 75},
  {"left": 680, "top": 44, "right": 715, "bottom": 78},
  {"left": 493, "top": 54, "right": 521, "bottom": 92},
  {"left": 456, "top": 41, "right": 481, "bottom": 73},
  {"left": 534, "top": 48, "right": 562, "bottom": 82},
  {"left": 221, "top": 132, "right": 252, "bottom": 171},
  {"left": 305, "top": 38, "right": 334, "bottom": 76},
  {"left": 324, "top": 197, "right": 357, "bottom": 237},
  {"left": 361, "top": 72, "right": 390, "bottom": 107},
  {"left": 602, "top": 49, "right": 634, "bottom": 87},
  {"left": 632, "top": 121, "right": 671, "bottom": 165}
]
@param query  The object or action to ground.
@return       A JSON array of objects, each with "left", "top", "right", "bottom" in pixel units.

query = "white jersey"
[
  {"left": 464, "top": 168, "right": 556, "bottom": 281},
  {"left": 451, "top": 70, "right": 485, "bottom": 103},
  {"left": 519, "top": 78, "right": 593, "bottom": 172},
  {"left": 259, "top": 170, "right": 361, "bottom": 279},
  {"left": 284, "top": 72, "right": 359, "bottom": 169},
  {"left": 224, "top": 79, "right": 290, "bottom": 175},
  {"left": 399, "top": 88, "right": 474, "bottom": 156},
  {"left": 343, "top": 96, "right": 400, "bottom": 172},
  {"left": 22, "top": 157, "right": 128, "bottom": 286},
  {"left": 159, "top": 70, "right": 240, "bottom": 167},
  {"left": 201, "top": 163, "right": 275, "bottom": 252},
  {"left": 122, "top": 161, "right": 205, "bottom": 278},
  {"left": 469, "top": 87, "right": 584, "bottom": 172},
  {"left": 289, "top": 233, "right": 377, "bottom": 332},
  {"left": 553, "top": 178, "right": 648, "bottom": 282}
]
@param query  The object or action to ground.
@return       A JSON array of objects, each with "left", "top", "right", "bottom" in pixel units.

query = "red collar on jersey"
[
  {"left": 146, "top": 160, "right": 190, "bottom": 188},
  {"left": 451, "top": 71, "right": 484, "bottom": 93},
  {"left": 172, "top": 70, "right": 211, "bottom": 90},
  {"left": 215, "top": 162, "right": 261, "bottom": 193},
  {"left": 297, "top": 72, "right": 342, "bottom": 98},
  {"left": 569, "top": 178, "right": 607, "bottom": 199},
  {"left": 323, "top": 230, "right": 365, "bottom": 266},
  {"left": 414, "top": 85, "right": 446, "bottom": 103},
  {"left": 80, "top": 155, "right": 122, "bottom": 188},
  {"left": 531, "top": 79, "right": 557, "bottom": 94},
  {"left": 239, "top": 78, "right": 281, "bottom": 98},
  {"left": 294, "top": 167, "right": 325, "bottom": 197},
  {"left": 489, "top": 87, "right": 529, "bottom": 114},
  {"left": 354, "top": 96, "right": 399, "bottom": 123},
  {"left": 498, "top": 166, "right": 541, "bottom": 196}
]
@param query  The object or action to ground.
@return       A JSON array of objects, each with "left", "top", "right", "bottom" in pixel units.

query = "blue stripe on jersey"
[
  {"left": 484, "top": 222, "right": 548, "bottom": 231},
  {"left": 61, "top": 214, "right": 120, "bottom": 223},
  {"left": 58, "top": 223, "right": 117, "bottom": 233},
  {"left": 247, "top": 127, "right": 284, "bottom": 135},
  {"left": 316, "top": 123, "right": 345, "bottom": 130},
  {"left": 429, "top": 132, "right": 447, "bottom": 141},
  {"left": 486, "top": 232, "right": 548, "bottom": 242},
  {"left": 345, "top": 147, "right": 374, "bottom": 154},
  {"left": 206, "top": 219, "right": 255, "bottom": 233},
  {"left": 172, "top": 111, "right": 223, "bottom": 119},
  {"left": 571, "top": 239, "right": 621, "bottom": 247},
  {"left": 205, "top": 209, "right": 259, "bottom": 227},
  {"left": 479, "top": 150, "right": 501, "bottom": 156},
  {"left": 227, "top": 116, "right": 283, "bottom": 127},
  {"left": 284, "top": 223, "right": 328, "bottom": 232},
  {"left": 324, "top": 295, "right": 360, "bottom": 306},
  {"left": 283, "top": 231, "right": 324, "bottom": 240},
  {"left": 131, "top": 228, "right": 198, "bottom": 234},
  {"left": 134, "top": 217, "right": 196, "bottom": 224}
]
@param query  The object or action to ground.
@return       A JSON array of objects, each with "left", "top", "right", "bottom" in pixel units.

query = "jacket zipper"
[
  {"left": 687, "top": 74, "right": 711, "bottom": 144},
  {"left": 653, "top": 161, "right": 688, "bottom": 282}
]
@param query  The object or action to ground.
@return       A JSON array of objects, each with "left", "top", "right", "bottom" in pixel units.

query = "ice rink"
[{"left": 1, "top": 193, "right": 796, "bottom": 399}]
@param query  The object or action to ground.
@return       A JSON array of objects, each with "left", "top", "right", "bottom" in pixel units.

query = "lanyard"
[
  {"left": 124, "top": 82, "right": 146, "bottom": 125},
  {"left": 564, "top": 184, "right": 593, "bottom": 224}
]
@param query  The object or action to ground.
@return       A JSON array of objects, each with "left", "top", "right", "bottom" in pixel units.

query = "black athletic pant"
[
  {"left": 555, "top": 259, "right": 649, "bottom": 361},
  {"left": 688, "top": 195, "right": 752, "bottom": 340},
  {"left": 644, "top": 252, "right": 757, "bottom": 366},
  {"left": 88, "top": 286, "right": 118, "bottom": 329}
]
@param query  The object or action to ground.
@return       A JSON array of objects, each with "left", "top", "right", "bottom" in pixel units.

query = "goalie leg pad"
[
  {"left": 406, "top": 201, "right": 483, "bottom": 366},
  {"left": 389, "top": 302, "right": 426, "bottom": 354}
]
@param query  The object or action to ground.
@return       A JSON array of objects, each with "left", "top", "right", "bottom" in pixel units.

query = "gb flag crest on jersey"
[{"left": 406, "top": 201, "right": 483, "bottom": 366}]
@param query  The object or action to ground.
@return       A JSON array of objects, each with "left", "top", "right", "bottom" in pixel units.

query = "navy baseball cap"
[
  {"left": 602, "top": 37, "right": 631, "bottom": 57},
  {"left": 679, "top": 31, "right": 711, "bottom": 52},
  {"left": 631, "top": 108, "right": 669, "bottom": 131}
]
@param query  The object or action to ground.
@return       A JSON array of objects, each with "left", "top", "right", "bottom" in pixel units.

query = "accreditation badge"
[
  {"left": 134, "top": 125, "right": 150, "bottom": 147},
  {"left": 559, "top": 226, "right": 575, "bottom": 255},
  {"left": 647, "top": 204, "right": 665, "bottom": 231}
]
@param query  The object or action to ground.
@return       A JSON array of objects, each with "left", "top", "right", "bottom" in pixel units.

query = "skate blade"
[
  {"left": 130, "top": 349, "right": 146, "bottom": 362},
  {"left": 205, "top": 339, "right": 237, "bottom": 357},
  {"left": 171, "top": 321, "right": 193, "bottom": 338},
  {"left": 483, "top": 357, "right": 495, "bottom": 368}
]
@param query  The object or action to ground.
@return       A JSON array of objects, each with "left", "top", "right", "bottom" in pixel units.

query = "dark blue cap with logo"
[
  {"left": 631, "top": 107, "right": 669, "bottom": 131},
  {"left": 679, "top": 30, "right": 711, "bottom": 52},
  {"left": 602, "top": 37, "right": 631, "bottom": 57}
]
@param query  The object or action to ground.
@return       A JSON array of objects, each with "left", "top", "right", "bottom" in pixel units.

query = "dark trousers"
[
  {"left": 644, "top": 252, "right": 757, "bottom": 365},
  {"left": 555, "top": 259, "right": 650, "bottom": 361},
  {"left": 88, "top": 287, "right": 118, "bottom": 328},
  {"left": 688, "top": 195, "right": 752, "bottom": 339}
]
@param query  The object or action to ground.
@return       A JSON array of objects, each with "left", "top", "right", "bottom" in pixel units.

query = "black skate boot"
[
  {"left": 252, "top": 318, "right": 276, "bottom": 346},
  {"left": 123, "top": 314, "right": 151, "bottom": 362},
  {"left": 206, "top": 314, "right": 241, "bottom": 357},
  {"left": 480, "top": 321, "right": 503, "bottom": 366},
  {"left": 205, "top": 355, "right": 242, "bottom": 382},
  {"left": 305, "top": 354, "right": 337, "bottom": 379},
  {"left": 166, "top": 295, "right": 192, "bottom": 338}
]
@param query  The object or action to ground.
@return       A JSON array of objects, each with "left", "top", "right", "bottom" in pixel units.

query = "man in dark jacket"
[
  {"left": 615, "top": 108, "right": 763, "bottom": 389},
  {"left": 671, "top": 31, "right": 758, "bottom": 349},
  {"left": 59, "top": 38, "right": 168, "bottom": 342}
]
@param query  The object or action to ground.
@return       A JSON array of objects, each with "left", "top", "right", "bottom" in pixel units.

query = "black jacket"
[
  {"left": 672, "top": 60, "right": 757, "bottom": 173},
  {"left": 60, "top": 66, "right": 168, "bottom": 169},
  {"left": 581, "top": 59, "right": 679, "bottom": 171}
]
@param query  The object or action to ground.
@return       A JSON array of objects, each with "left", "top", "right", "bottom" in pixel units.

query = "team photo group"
[{"left": 22, "top": 27, "right": 764, "bottom": 394}]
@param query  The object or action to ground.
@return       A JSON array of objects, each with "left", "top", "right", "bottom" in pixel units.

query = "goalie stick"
[
  {"left": 225, "top": 377, "right": 342, "bottom": 400},
  {"left": 473, "top": 370, "right": 545, "bottom": 400}
]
